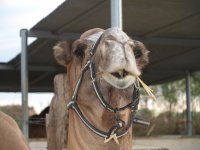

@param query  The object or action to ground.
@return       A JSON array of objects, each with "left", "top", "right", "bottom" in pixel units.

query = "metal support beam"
[
  {"left": 16, "top": 30, "right": 200, "bottom": 48},
  {"left": 0, "top": 64, "right": 60, "bottom": 72},
  {"left": 0, "top": 64, "right": 14, "bottom": 70},
  {"left": 185, "top": 70, "right": 192, "bottom": 136},
  {"left": 133, "top": 36, "right": 200, "bottom": 47},
  {"left": 20, "top": 29, "right": 29, "bottom": 139},
  {"left": 28, "top": 30, "right": 200, "bottom": 47},
  {"left": 110, "top": 0, "right": 123, "bottom": 29},
  {"left": 28, "top": 30, "right": 80, "bottom": 40}
]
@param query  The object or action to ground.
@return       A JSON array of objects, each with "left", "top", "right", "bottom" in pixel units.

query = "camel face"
[
  {"left": 85, "top": 28, "right": 149, "bottom": 90},
  {"left": 54, "top": 27, "right": 149, "bottom": 93},
  {"left": 95, "top": 28, "right": 143, "bottom": 89}
]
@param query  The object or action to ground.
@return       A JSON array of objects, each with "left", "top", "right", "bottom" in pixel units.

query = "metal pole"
[
  {"left": 20, "top": 29, "right": 29, "bottom": 139},
  {"left": 185, "top": 70, "right": 192, "bottom": 136},
  {"left": 110, "top": 0, "right": 123, "bottom": 29}
]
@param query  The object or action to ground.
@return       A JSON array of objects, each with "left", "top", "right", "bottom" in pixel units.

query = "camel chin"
[{"left": 102, "top": 71, "right": 136, "bottom": 89}]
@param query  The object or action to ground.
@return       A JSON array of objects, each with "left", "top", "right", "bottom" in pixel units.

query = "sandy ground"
[
  {"left": 29, "top": 139, "right": 47, "bottom": 150},
  {"left": 29, "top": 136, "right": 200, "bottom": 150}
]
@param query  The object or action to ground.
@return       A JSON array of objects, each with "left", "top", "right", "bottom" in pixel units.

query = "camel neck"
[
  {"left": 68, "top": 94, "right": 132, "bottom": 150},
  {"left": 67, "top": 107, "right": 133, "bottom": 150}
]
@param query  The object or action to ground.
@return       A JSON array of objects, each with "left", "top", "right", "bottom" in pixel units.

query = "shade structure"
[{"left": 0, "top": 0, "right": 200, "bottom": 92}]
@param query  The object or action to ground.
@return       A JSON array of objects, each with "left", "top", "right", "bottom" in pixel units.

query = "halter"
[{"left": 67, "top": 33, "right": 150, "bottom": 142}]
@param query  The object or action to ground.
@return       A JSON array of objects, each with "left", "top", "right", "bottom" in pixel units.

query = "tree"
[
  {"left": 191, "top": 73, "right": 200, "bottom": 98},
  {"left": 161, "top": 80, "right": 183, "bottom": 112},
  {"left": 155, "top": 72, "right": 200, "bottom": 113}
]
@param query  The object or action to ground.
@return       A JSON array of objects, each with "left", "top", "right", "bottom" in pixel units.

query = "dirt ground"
[{"left": 29, "top": 136, "right": 200, "bottom": 150}]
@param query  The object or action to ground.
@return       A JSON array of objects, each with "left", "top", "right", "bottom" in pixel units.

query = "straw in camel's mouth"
[{"left": 101, "top": 69, "right": 136, "bottom": 89}]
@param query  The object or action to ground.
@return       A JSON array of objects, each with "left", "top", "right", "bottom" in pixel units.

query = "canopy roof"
[{"left": 1, "top": 0, "right": 200, "bottom": 92}]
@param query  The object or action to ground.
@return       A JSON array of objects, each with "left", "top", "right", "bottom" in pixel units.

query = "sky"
[
  {"left": 0, "top": 0, "right": 64, "bottom": 62},
  {"left": 0, "top": 0, "right": 65, "bottom": 113}
]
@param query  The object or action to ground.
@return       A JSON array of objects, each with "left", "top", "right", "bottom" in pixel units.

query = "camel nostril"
[
  {"left": 123, "top": 70, "right": 128, "bottom": 77},
  {"left": 111, "top": 70, "right": 128, "bottom": 79}
]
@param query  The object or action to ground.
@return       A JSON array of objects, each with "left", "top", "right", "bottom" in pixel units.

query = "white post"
[
  {"left": 110, "top": 0, "right": 123, "bottom": 29},
  {"left": 20, "top": 29, "right": 29, "bottom": 139}
]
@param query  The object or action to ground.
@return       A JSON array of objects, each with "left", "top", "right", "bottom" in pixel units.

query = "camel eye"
[
  {"left": 74, "top": 43, "right": 87, "bottom": 59},
  {"left": 134, "top": 47, "right": 142, "bottom": 58},
  {"left": 74, "top": 46, "right": 84, "bottom": 58}
]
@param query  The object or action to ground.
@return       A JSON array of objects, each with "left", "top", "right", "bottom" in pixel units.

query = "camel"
[
  {"left": 52, "top": 27, "right": 149, "bottom": 150},
  {"left": 0, "top": 111, "right": 30, "bottom": 150}
]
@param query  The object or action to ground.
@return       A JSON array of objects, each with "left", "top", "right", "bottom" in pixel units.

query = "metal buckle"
[
  {"left": 132, "top": 116, "right": 150, "bottom": 126},
  {"left": 67, "top": 101, "right": 76, "bottom": 109}
]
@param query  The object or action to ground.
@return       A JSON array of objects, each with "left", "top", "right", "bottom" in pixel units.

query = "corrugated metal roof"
[{"left": 1, "top": 0, "right": 200, "bottom": 92}]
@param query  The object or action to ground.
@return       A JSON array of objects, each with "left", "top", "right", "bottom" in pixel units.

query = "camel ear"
[{"left": 53, "top": 41, "right": 71, "bottom": 67}]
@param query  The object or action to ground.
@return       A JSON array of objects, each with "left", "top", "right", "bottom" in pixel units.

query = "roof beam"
[
  {"left": 138, "top": 37, "right": 200, "bottom": 47},
  {"left": 28, "top": 30, "right": 80, "bottom": 40},
  {"left": 143, "top": 69, "right": 185, "bottom": 74},
  {"left": 130, "top": 34, "right": 200, "bottom": 47},
  {"left": 149, "top": 47, "right": 199, "bottom": 67},
  {"left": 0, "top": 85, "right": 53, "bottom": 92},
  {"left": 26, "top": 30, "right": 200, "bottom": 47},
  {"left": 0, "top": 63, "right": 61, "bottom": 72},
  {"left": 0, "top": 64, "right": 14, "bottom": 70}
]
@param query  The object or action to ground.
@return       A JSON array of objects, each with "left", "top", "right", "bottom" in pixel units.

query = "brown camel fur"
[
  {"left": 0, "top": 111, "right": 30, "bottom": 150},
  {"left": 53, "top": 27, "right": 149, "bottom": 150}
]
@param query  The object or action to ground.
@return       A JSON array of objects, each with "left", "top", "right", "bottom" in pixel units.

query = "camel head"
[
  {"left": 54, "top": 28, "right": 149, "bottom": 91},
  {"left": 54, "top": 26, "right": 149, "bottom": 123}
]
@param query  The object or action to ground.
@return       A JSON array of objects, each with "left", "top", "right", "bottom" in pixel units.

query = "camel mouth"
[
  {"left": 101, "top": 70, "right": 136, "bottom": 89},
  {"left": 111, "top": 69, "right": 129, "bottom": 79}
]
